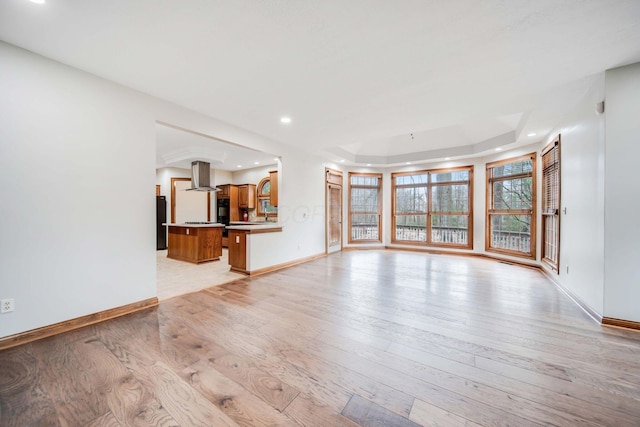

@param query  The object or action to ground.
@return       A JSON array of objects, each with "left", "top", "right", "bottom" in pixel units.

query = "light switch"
[{"left": 235, "top": 236, "right": 240, "bottom": 243}]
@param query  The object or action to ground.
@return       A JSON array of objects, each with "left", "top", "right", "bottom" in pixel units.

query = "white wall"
[
  {"left": 249, "top": 157, "right": 326, "bottom": 265},
  {"left": 604, "top": 63, "right": 640, "bottom": 322},
  {"left": 543, "top": 74, "right": 606, "bottom": 316},
  {"left": 214, "top": 169, "right": 233, "bottom": 187},
  {"left": 0, "top": 42, "right": 156, "bottom": 337},
  {"left": 0, "top": 41, "right": 326, "bottom": 338}
]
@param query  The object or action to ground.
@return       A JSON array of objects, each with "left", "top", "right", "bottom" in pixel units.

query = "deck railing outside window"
[{"left": 391, "top": 167, "right": 473, "bottom": 248}]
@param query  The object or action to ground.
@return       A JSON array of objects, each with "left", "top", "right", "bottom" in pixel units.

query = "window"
[
  {"left": 392, "top": 166, "right": 473, "bottom": 248},
  {"left": 541, "top": 136, "right": 561, "bottom": 272},
  {"left": 349, "top": 173, "right": 382, "bottom": 243},
  {"left": 486, "top": 154, "right": 536, "bottom": 258},
  {"left": 257, "top": 177, "right": 277, "bottom": 218}
]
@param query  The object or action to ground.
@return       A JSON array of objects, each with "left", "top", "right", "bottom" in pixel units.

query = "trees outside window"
[
  {"left": 349, "top": 173, "right": 382, "bottom": 243},
  {"left": 392, "top": 167, "right": 473, "bottom": 248},
  {"left": 486, "top": 154, "right": 536, "bottom": 258}
]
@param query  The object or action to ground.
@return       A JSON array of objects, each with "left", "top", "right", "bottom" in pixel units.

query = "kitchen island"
[{"left": 165, "top": 223, "right": 224, "bottom": 264}]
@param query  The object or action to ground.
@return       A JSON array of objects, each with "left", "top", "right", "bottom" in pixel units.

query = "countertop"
[
  {"left": 228, "top": 221, "right": 277, "bottom": 225},
  {"left": 226, "top": 222, "right": 282, "bottom": 232},
  {"left": 164, "top": 223, "right": 225, "bottom": 228}
]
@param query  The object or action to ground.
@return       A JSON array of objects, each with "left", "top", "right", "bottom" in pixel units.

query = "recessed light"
[
  {"left": 29, "top": 0, "right": 45, "bottom": 4},
  {"left": 366, "top": 164, "right": 372, "bottom": 166},
  {"left": 444, "top": 157, "right": 451, "bottom": 160},
  {"left": 495, "top": 147, "right": 503, "bottom": 151},
  {"left": 340, "top": 159, "right": 345, "bottom": 163},
  {"left": 254, "top": 161, "right": 260, "bottom": 165},
  {"left": 280, "top": 116, "right": 292, "bottom": 124},
  {"left": 236, "top": 165, "right": 242, "bottom": 168},
  {"left": 405, "top": 162, "right": 411, "bottom": 165},
  {"left": 273, "top": 157, "right": 279, "bottom": 161},
  {"left": 527, "top": 133, "right": 537, "bottom": 137}
]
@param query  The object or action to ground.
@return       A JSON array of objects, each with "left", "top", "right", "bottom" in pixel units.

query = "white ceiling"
[
  {"left": 156, "top": 123, "right": 278, "bottom": 171},
  {"left": 2, "top": 0, "right": 639, "bottom": 165}
]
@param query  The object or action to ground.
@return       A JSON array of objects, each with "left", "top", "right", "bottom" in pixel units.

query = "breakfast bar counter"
[
  {"left": 225, "top": 223, "right": 282, "bottom": 274},
  {"left": 165, "top": 222, "right": 224, "bottom": 264}
]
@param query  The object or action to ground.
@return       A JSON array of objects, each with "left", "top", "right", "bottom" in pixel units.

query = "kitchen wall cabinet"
[
  {"left": 269, "top": 170, "right": 278, "bottom": 207},
  {"left": 238, "top": 184, "right": 256, "bottom": 209},
  {"left": 216, "top": 184, "right": 231, "bottom": 198}
]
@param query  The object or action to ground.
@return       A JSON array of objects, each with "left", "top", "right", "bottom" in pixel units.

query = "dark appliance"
[
  {"left": 156, "top": 196, "right": 167, "bottom": 250},
  {"left": 217, "top": 198, "right": 230, "bottom": 238}
]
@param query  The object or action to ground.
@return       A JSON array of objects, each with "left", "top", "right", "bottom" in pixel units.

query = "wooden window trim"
[
  {"left": 485, "top": 153, "right": 537, "bottom": 259},
  {"left": 541, "top": 135, "right": 561, "bottom": 272},
  {"left": 391, "top": 166, "right": 473, "bottom": 249},
  {"left": 348, "top": 172, "right": 382, "bottom": 244},
  {"left": 257, "top": 177, "right": 277, "bottom": 218}
]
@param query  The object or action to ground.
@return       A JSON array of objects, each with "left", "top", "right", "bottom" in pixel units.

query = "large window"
[
  {"left": 541, "top": 136, "right": 561, "bottom": 272},
  {"left": 486, "top": 154, "right": 536, "bottom": 258},
  {"left": 392, "top": 166, "right": 473, "bottom": 248},
  {"left": 349, "top": 173, "right": 382, "bottom": 243}
]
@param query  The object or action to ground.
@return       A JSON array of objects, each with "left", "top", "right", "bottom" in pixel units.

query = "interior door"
[{"left": 327, "top": 183, "right": 342, "bottom": 253}]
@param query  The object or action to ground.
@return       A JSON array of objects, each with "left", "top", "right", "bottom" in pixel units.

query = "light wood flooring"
[
  {"left": 156, "top": 248, "right": 244, "bottom": 300},
  {"left": 2, "top": 250, "right": 640, "bottom": 426}
]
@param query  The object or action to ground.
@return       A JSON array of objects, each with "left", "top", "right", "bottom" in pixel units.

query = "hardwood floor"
[{"left": 2, "top": 250, "right": 640, "bottom": 426}]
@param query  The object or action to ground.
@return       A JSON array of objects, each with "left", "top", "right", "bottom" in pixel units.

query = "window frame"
[
  {"left": 541, "top": 135, "right": 561, "bottom": 272},
  {"left": 348, "top": 172, "right": 383, "bottom": 244},
  {"left": 391, "top": 166, "right": 473, "bottom": 249},
  {"left": 257, "top": 177, "right": 277, "bottom": 218},
  {"left": 485, "top": 153, "right": 537, "bottom": 259}
]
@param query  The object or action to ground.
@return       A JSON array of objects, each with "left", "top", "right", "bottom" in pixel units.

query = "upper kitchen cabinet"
[
  {"left": 216, "top": 184, "right": 230, "bottom": 198},
  {"left": 269, "top": 170, "right": 278, "bottom": 207},
  {"left": 238, "top": 184, "right": 256, "bottom": 209}
]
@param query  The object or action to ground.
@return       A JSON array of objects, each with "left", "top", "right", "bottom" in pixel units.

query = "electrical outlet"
[{"left": 1, "top": 298, "right": 14, "bottom": 313}]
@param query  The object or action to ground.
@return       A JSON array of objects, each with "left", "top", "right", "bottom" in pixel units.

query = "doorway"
[
  {"left": 170, "top": 177, "right": 211, "bottom": 223},
  {"left": 326, "top": 168, "right": 343, "bottom": 253}
]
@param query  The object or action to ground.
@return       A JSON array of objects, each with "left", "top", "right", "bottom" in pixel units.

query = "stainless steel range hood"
[{"left": 186, "top": 161, "right": 220, "bottom": 192}]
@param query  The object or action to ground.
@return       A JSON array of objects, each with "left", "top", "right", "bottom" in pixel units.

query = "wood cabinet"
[
  {"left": 217, "top": 184, "right": 239, "bottom": 222},
  {"left": 227, "top": 230, "right": 247, "bottom": 272},
  {"left": 269, "top": 170, "right": 278, "bottom": 207},
  {"left": 216, "top": 184, "right": 231, "bottom": 198},
  {"left": 167, "top": 225, "right": 223, "bottom": 264},
  {"left": 238, "top": 184, "right": 256, "bottom": 209}
]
